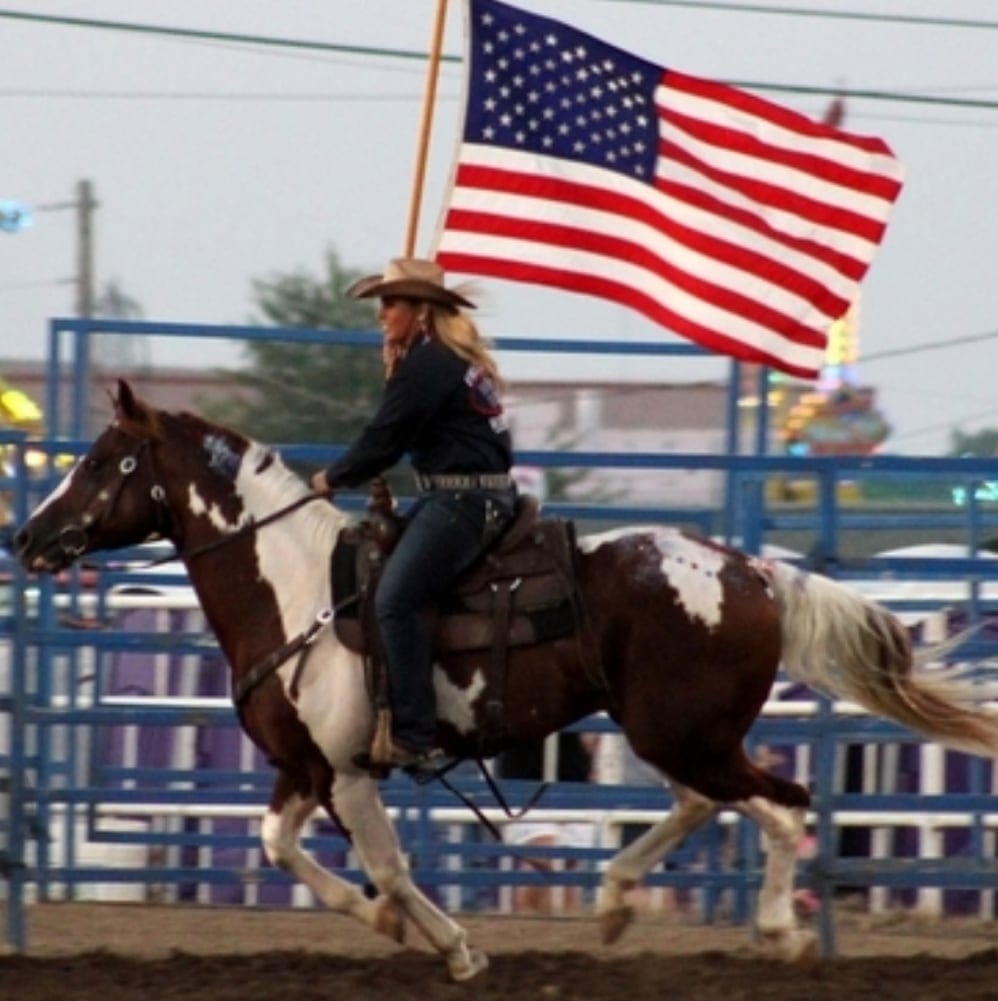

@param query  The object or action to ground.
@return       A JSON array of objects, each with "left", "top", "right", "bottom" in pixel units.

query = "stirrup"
[
  {"left": 351, "top": 749, "right": 392, "bottom": 780},
  {"left": 388, "top": 743, "right": 449, "bottom": 773},
  {"left": 352, "top": 743, "right": 454, "bottom": 781}
]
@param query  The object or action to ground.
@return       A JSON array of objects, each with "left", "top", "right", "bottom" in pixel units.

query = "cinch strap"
[{"left": 416, "top": 472, "right": 513, "bottom": 491}]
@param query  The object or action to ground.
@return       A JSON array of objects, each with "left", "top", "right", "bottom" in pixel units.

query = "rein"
[
  {"left": 172, "top": 490, "right": 330, "bottom": 566},
  {"left": 433, "top": 757, "right": 550, "bottom": 830},
  {"left": 118, "top": 430, "right": 330, "bottom": 568},
  {"left": 53, "top": 427, "right": 330, "bottom": 569},
  {"left": 58, "top": 429, "right": 343, "bottom": 707},
  {"left": 419, "top": 759, "right": 562, "bottom": 880},
  {"left": 63, "top": 427, "right": 562, "bottom": 872}
]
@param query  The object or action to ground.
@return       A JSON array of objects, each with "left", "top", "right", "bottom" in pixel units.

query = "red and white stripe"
[{"left": 435, "top": 67, "right": 903, "bottom": 379}]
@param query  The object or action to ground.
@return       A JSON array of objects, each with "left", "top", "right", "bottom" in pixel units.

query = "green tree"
[
  {"left": 93, "top": 278, "right": 149, "bottom": 371},
  {"left": 207, "top": 248, "right": 383, "bottom": 448},
  {"left": 542, "top": 427, "right": 623, "bottom": 505},
  {"left": 949, "top": 428, "right": 998, "bottom": 457}
]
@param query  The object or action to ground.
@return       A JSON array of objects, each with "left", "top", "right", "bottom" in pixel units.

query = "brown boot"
[{"left": 386, "top": 741, "right": 449, "bottom": 775}]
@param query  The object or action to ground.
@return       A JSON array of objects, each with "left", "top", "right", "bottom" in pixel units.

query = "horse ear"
[
  {"left": 111, "top": 379, "right": 149, "bottom": 432},
  {"left": 111, "top": 379, "right": 161, "bottom": 438},
  {"left": 116, "top": 379, "right": 138, "bottom": 417}
]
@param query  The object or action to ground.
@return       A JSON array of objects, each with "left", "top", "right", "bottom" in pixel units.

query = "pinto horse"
[{"left": 14, "top": 380, "right": 998, "bottom": 979}]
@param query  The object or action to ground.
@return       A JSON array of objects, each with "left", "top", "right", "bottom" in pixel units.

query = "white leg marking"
[
  {"left": 735, "top": 797, "right": 816, "bottom": 962},
  {"left": 597, "top": 781, "right": 717, "bottom": 944},
  {"left": 260, "top": 791, "right": 383, "bottom": 928},
  {"left": 332, "top": 770, "right": 488, "bottom": 981}
]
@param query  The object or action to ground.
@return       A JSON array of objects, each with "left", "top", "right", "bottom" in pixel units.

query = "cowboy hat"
[{"left": 347, "top": 257, "right": 476, "bottom": 311}]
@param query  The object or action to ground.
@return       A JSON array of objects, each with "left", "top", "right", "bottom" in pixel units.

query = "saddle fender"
[{"left": 330, "top": 489, "right": 583, "bottom": 748}]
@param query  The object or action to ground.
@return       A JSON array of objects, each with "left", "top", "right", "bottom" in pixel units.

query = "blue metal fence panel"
[{"left": 4, "top": 319, "right": 998, "bottom": 958}]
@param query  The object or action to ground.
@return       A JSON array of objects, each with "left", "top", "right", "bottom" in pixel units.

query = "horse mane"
[
  {"left": 111, "top": 382, "right": 348, "bottom": 552},
  {"left": 116, "top": 390, "right": 247, "bottom": 449},
  {"left": 177, "top": 408, "right": 245, "bottom": 442},
  {"left": 239, "top": 438, "right": 349, "bottom": 553},
  {"left": 196, "top": 418, "right": 351, "bottom": 550}
]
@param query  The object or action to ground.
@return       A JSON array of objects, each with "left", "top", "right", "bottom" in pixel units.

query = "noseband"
[{"left": 57, "top": 435, "right": 170, "bottom": 560}]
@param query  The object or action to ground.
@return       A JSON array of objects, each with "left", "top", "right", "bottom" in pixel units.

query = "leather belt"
[{"left": 416, "top": 472, "right": 513, "bottom": 492}]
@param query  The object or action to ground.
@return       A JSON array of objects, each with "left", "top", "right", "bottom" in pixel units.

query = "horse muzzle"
[{"left": 13, "top": 522, "right": 87, "bottom": 573}]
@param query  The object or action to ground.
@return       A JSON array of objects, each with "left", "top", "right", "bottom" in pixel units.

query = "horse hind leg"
[
  {"left": 689, "top": 753, "right": 816, "bottom": 962},
  {"left": 597, "top": 779, "right": 718, "bottom": 945},
  {"left": 734, "top": 795, "right": 816, "bottom": 964},
  {"left": 260, "top": 772, "right": 403, "bottom": 943}
]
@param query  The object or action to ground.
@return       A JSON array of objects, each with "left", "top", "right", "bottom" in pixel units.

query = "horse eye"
[{"left": 83, "top": 456, "right": 103, "bottom": 473}]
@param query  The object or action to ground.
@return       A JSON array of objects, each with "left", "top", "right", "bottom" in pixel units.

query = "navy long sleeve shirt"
[{"left": 323, "top": 335, "right": 513, "bottom": 489}]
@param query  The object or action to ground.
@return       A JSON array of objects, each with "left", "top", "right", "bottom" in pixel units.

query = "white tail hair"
[{"left": 765, "top": 561, "right": 998, "bottom": 759}]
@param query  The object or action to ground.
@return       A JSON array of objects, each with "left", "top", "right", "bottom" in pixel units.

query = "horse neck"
[{"left": 170, "top": 447, "right": 349, "bottom": 661}]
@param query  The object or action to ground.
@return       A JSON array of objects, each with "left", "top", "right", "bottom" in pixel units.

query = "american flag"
[{"left": 433, "top": 0, "right": 904, "bottom": 379}]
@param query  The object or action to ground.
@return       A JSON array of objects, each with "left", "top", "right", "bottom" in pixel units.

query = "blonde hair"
[{"left": 431, "top": 304, "right": 504, "bottom": 392}]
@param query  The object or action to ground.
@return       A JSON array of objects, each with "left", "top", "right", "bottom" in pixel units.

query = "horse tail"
[{"left": 765, "top": 560, "right": 998, "bottom": 759}]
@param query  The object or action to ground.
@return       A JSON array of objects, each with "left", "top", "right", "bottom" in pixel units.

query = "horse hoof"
[
  {"left": 599, "top": 905, "right": 635, "bottom": 946},
  {"left": 758, "top": 929, "right": 818, "bottom": 965},
  {"left": 787, "top": 931, "right": 819, "bottom": 967},
  {"left": 374, "top": 898, "right": 405, "bottom": 944},
  {"left": 449, "top": 947, "right": 489, "bottom": 982}
]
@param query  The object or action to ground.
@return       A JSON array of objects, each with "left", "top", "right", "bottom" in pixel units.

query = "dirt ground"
[{"left": 3, "top": 901, "right": 998, "bottom": 1000}]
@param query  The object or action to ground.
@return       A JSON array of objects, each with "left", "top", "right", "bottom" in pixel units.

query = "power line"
[
  {"left": 863, "top": 328, "right": 998, "bottom": 365},
  {"left": 0, "top": 89, "right": 428, "bottom": 103},
  {"left": 1, "top": 83, "right": 996, "bottom": 113},
  {"left": 1, "top": 8, "right": 996, "bottom": 112},
  {"left": 891, "top": 405, "right": 998, "bottom": 446},
  {"left": 733, "top": 83, "right": 998, "bottom": 112},
  {"left": 600, "top": 1, "right": 998, "bottom": 32},
  {"left": 5, "top": 4, "right": 998, "bottom": 41},
  {"left": 860, "top": 111, "right": 998, "bottom": 131},
  {"left": 0, "top": 9, "right": 421, "bottom": 62},
  {"left": 0, "top": 278, "right": 72, "bottom": 294}
]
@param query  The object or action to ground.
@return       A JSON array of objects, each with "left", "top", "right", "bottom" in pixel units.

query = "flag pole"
[{"left": 404, "top": 0, "right": 450, "bottom": 256}]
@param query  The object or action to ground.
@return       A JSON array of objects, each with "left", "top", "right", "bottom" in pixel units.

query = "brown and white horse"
[{"left": 14, "top": 381, "right": 998, "bottom": 979}]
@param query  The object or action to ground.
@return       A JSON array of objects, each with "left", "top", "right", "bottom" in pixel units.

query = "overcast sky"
[{"left": 1, "top": 1, "right": 996, "bottom": 455}]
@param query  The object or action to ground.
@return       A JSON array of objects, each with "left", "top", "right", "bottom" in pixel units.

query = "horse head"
[{"left": 14, "top": 378, "right": 249, "bottom": 572}]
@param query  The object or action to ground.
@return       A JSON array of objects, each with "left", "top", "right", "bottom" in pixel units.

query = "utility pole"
[
  {"left": 33, "top": 180, "right": 99, "bottom": 433},
  {"left": 28, "top": 179, "right": 98, "bottom": 319},
  {"left": 2, "top": 180, "right": 99, "bottom": 435},
  {"left": 75, "top": 179, "right": 96, "bottom": 319}
]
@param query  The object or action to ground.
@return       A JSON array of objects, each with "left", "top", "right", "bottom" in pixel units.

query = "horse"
[{"left": 14, "top": 379, "right": 998, "bottom": 980}]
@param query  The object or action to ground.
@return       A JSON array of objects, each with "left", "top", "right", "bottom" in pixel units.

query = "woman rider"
[{"left": 311, "top": 257, "right": 516, "bottom": 772}]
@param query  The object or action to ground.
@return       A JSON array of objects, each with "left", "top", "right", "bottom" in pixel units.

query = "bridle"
[
  {"left": 55, "top": 434, "right": 170, "bottom": 562},
  {"left": 52, "top": 425, "right": 337, "bottom": 706},
  {"left": 45, "top": 422, "right": 565, "bottom": 819},
  {"left": 55, "top": 427, "right": 325, "bottom": 567}
]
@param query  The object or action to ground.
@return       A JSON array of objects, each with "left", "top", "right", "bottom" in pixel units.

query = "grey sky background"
[{"left": 1, "top": 1, "right": 996, "bottom": 455}]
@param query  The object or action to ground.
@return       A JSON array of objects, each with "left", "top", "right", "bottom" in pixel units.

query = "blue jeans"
[{"left": 375, "top": 489, "right": 515, "bottom": 750}]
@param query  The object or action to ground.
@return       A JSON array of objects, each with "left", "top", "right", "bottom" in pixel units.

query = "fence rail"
[{"left": 4, "top": 319, "right": 998, "bottom": 959}]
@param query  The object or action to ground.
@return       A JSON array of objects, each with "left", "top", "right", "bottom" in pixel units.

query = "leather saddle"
[{"left": 330, "top": 479, "right": 582, "bottom": 749}]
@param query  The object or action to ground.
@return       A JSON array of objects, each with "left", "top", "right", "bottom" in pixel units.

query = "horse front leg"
[
  {"left": 259, "top": 772, "right": 403, "bottom": 942},
  {"left": 734, "top": 797, "right": 815, "bottom": 963},
  {"left": 332, "top": 769, "right": 488, "bottom": 983},
  {"left": 597, "top": 780, "right": 717, "bottom": 945}
]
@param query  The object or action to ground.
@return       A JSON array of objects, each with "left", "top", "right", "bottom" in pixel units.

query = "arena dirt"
[{"left": 3, "top": 901, "right": 998, "bottom": 1000}]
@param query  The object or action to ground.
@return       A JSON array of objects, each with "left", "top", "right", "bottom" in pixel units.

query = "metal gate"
[{"left": 4, "top": 318, "right": 998, "bottom": 956}]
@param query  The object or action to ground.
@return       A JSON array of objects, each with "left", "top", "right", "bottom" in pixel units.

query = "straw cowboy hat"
[{"left": 347, "top": 257, "right": 476, "bottom": 311}]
